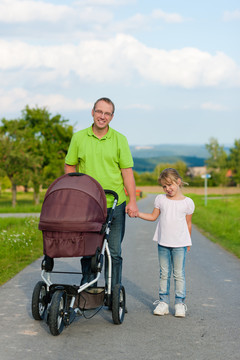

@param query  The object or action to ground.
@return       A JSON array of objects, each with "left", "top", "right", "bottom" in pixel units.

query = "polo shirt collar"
[{"left": 88, "top": 125, "right": 112, "bottom": 140}]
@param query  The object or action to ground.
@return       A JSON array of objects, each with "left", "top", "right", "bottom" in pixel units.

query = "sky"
[{"left": 0, "top": 0, "right": 240, "bottom": 146}]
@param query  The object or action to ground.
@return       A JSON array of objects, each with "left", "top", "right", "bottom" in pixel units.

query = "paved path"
[
  {"left": 0, "top": 195, "right": 239, "bottom": 360},
  {"left": 0, "top": 213, "right": 40, "bottom": 218}
]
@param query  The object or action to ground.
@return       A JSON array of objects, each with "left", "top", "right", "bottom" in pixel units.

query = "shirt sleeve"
[
  {"left": 65, "top": 133, "right": 79, "bottom": 165},
  {"left": 154, "top": 194, "right": 162, "bottom": 209},
  {"left": 186, "top": 198, "right": 195, "bottom": 215}
]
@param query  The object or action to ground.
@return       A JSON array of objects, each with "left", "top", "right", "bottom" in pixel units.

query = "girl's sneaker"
[
  {"left": 153, "top": 300, "right": 169, "bottom": 316},
  {"left": 175, "top": 303, "right": 187, "bottom": 317}
]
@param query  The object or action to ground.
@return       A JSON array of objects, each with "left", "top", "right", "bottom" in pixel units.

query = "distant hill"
[
  {"left": 130, "top": 144, "right": 210, "bottom": 173},
  {"left": 133, "top": 156, "right": 206, "bottom": 173},
  {"left": 130, "top": 144, "right": 209, "bottom": 158}
]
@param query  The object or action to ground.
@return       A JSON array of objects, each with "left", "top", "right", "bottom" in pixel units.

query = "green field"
[
  {"left": 0, "top": 191, "right": 45, "bottom": 213},
  {"left": 0, "top": 217, "right": 42, "bottom": 285},
  {"left": 190, "top": 194, "right": 240, "bottom": 259},
  {"left": 0, "top": 191, "right": 239, "bottom": 286}
]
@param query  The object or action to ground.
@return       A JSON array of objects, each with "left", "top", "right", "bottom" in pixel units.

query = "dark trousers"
[{"left": 81, "top": 201, "right": 126, "bottom": 291}]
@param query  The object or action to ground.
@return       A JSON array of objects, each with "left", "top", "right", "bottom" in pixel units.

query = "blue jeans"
[
  {"left": 81, "top": 201, "right": 126, "bottom": 291},
  {"left": 157, "top": 245, "right": 187, "bottom": 305}
]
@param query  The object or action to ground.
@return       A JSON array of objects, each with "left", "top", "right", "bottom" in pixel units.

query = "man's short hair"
[{"left": 93, "top": 97, "right": 115, "bottom": 114}]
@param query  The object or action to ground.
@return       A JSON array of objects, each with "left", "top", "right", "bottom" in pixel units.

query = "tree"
[
  {"left": 0, "top": 119, "right": 33, "bottom": 206},
  {"left": 205, "top": 138, "right": 228, "bottom": 186},
  {"left": 154, "top": 161, "right": 188, "bottom": 180},
  {"left": 0, "top": 175, "right": 11, "bottom": 192},
  {"left": 133, "top": 161, "right": 189, "bottom": 186},
  {"left": 21, "top": 106, "right": 73, "bottom": 203},
  {"left": 228, "top": 139, "right": 240, "bottom": 186}
]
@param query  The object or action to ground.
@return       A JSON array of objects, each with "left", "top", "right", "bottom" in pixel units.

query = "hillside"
[
  {"left": 130, "top": 144, "right": 209, "bottom": 158},
  {"left": 133, "top": 155, "right": 205, "bottom": 173},
  {"left": 130, "top": 144, "right": 209, "bottom": 173}
]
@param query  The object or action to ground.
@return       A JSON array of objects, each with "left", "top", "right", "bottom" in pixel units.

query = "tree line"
[{"left": 0, "top": 107, "right": 239, "bottom": 206}]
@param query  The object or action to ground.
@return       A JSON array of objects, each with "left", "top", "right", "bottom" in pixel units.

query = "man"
[{"left": 65, "top": 97, "right": 138, "bottom": 295}]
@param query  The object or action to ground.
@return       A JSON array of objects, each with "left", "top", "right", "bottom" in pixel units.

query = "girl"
[{"left": 137, "top": 168, "right": 195, "bottom": 317}]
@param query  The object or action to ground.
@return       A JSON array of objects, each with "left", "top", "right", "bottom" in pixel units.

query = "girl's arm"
[
  {"left": 186, "top": 214, "right": 193, "bottom": 235},
  {"left": 186, "top": 214, "right": 193, "bottom": 252},
  {"left": 138, "top": 208, "right": 160, "bottom": 221}
]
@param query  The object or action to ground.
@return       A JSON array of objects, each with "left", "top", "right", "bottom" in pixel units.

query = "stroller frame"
[{"left": 31, "top": 174, "right": 126, "bottom": 336}]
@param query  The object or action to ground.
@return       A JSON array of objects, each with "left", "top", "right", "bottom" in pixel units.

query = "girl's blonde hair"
[{"left": 158, "top": 168, "right": 189, "bottom": 187}]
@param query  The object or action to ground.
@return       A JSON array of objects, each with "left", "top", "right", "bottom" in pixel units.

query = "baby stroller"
[{"left": 31, "top": 173, "right": 126, "bottom": 336}]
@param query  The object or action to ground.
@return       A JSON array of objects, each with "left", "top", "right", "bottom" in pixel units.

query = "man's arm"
[
  {"left": 64, "top": 164, "right": 77, "bottom": 174},
  {"left": 121, "top": 168, "right": 138, "bottom": 217}
]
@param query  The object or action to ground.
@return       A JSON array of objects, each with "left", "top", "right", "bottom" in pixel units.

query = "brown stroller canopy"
[{"left": 39, "top": 173, "right": 107, "bottom": 233}]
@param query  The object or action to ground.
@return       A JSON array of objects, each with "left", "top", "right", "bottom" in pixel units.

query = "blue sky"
[{"left": 0, "top": 0, "right": 239, "bottom": 146}]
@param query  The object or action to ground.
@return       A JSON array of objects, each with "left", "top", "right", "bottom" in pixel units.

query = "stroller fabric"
[{"left": 39, "top": 173, "right": 107, "bottom": 258}]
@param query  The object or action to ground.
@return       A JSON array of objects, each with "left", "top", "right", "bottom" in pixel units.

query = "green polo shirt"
[{"left": 65, "top": 125, "right": 134, "bottom": 207}]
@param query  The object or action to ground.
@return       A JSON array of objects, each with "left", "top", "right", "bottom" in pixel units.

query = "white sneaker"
[
  {"left": 175, "top": 303, "right": 187, "bottom": 317},
  {"left": 153, "top": 301, "right": 169, "bottom": 316}
]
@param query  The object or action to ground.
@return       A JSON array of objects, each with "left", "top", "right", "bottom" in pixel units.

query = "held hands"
[{"left": 125, "top": 200, "right": 139, "bottom": 218}]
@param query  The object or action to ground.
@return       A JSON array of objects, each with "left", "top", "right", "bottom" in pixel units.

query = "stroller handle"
[
  {"left": 103, "top": 190, "right": 119, "bottom": 236},
  {"left": 67, "top": 172, "right": 85, "bottom": 177},
  {"left": 104, "top": 189, "right": 118, "bottom": 202}
]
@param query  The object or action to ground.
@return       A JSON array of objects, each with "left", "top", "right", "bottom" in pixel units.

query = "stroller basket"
[
  {"left": 75, "top": 287, "right": 105, "bottom": 310},
  {"left": 39, "top": 173, "right": 107, "bottom": 258}
]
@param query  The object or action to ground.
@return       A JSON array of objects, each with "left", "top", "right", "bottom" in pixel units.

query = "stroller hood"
[{"left": 39, "top": 173, "right": 107, "bottom": 233}]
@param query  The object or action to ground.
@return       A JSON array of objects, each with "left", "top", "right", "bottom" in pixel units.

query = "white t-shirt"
[{"left": 153, "top": 194, "right": 195, "bottom": 247}]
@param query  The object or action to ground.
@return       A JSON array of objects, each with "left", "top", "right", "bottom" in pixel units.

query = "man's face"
[{"left": 91, "top": 100, "right": 114, "bottom": 131}]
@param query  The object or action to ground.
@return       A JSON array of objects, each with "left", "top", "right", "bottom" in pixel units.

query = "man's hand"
[
  {"left": 121, "top": 168, "right": 138, "bottom": 218},
  {"left": 126, "top": 200, "right": 138, "bottom": 218}
]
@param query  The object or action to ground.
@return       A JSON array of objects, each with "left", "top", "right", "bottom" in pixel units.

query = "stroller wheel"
[
  {"left": 32, "top": 281, "right": 48, "bottom": 320},
  {"left": 49, "top": 290, "right": 66, "bottom": 336},
  {"left": 112, "top": 284, "right": 125, "bottom": 325}
]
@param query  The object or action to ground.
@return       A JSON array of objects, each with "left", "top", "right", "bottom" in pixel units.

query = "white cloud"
[
  {"left": 1, "top": 35, "right": 240, "bottom": 89},
  {"left": 201, "top": 102, "right": 228, "bottom": 111},
  {"left": 0, "top": 88, "right": 92, "bottom": 113},
  {"left": 0, "top": 0, "right": 73, "bottom": 23},
  {"left": 132, "top": 45, "right": 240, "bottom": 88},
  {"left": 223, "top": 9, "right": 240, "bottom": 21},
  {"left": 0, "top": 1, "right": 186, "bottom": 32},
  {"left": 75, "top": 0, "right": 135, "bottom": 5},
  {"left": 113, "top": 13, "right": 148, "bottom": 32},
  {"left": 113, "top": 8, "right": 186, "bottom": 33},
  {"left": 0, "top": 0, "right": 113, "bottom": 24},
  {"left": 0, "top": 1, "right": 187, "bottom": 46},
  {"left": 152, "top": 9, "right": 185, "bottom": 23}
]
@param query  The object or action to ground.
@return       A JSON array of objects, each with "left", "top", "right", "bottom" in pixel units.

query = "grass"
[
  {"left": 0, "top": 190, "right": 239, "bottom": 286},
  {"left": 0, "top": 217, "right": 43, "bottom": 285},
  {"left": 189, "top": 194, "right": 240, "bottom": 259},
  {"left": 0, "top": 192, "right": 45, "bottom": 213}
]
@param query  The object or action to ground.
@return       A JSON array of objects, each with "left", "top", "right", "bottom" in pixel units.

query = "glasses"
[{"left": 94, "top": 109, "right": 113, "bottom": 118}]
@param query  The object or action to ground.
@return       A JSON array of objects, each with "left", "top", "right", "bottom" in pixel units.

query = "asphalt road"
[{"left": 0, "top": 194, "right": 239, "bottom": 360}]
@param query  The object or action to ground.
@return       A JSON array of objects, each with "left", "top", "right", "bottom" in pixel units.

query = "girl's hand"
[
  {"left": 126, "top": 200, "right": 138, "bottom": 218},
  {"left": 187, "top": 246, "right": 191, "bottom": 252}
]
